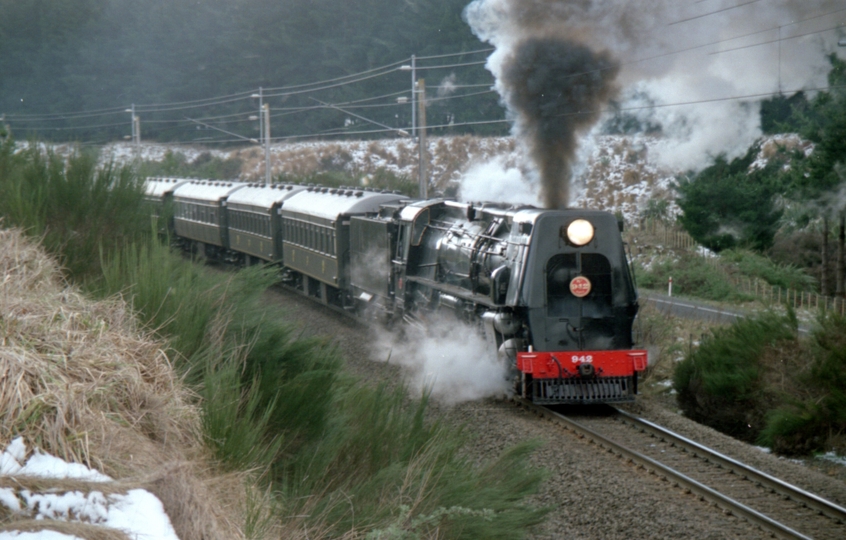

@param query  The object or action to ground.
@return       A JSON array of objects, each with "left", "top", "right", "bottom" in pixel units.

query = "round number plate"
[{"left": 570, "top": 276, "right": 592, "bottom": 298}]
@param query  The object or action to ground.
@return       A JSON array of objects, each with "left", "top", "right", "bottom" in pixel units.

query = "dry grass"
[
  {"left": 228, "top": 136, "right": 518, "bottom": 192},
  {"left": 0, "top": 521, "right": 131, "bottom": 540},
  {"left": 0, "top": 227, "right": 250, "bottom": 539},
  {"left": 635, "top": 298, "right": 727, "bottom": 402}
]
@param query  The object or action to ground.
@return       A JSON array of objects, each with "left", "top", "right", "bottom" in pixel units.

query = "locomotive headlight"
[{"left": 566, "top": 219, "right": 594, "bottom": 246}]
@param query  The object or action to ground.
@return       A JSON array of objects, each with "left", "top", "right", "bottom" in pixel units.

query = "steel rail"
[
  {"left": 514, "top": 398, "right": 812, "bottom": 540},
  {"left": 613, "top": 408, "right": 846, "bottom": 525}
]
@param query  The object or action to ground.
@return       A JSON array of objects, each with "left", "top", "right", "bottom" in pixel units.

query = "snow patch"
[
  {"left": 0, "top": 438, "right": 179, "bottom": 540},
  {"left": 816, "top": 451, "right": 846, "bottom": 467}
]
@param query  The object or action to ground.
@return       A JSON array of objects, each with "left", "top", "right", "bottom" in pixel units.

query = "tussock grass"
[
  {"left": 0, "top": 521, "right": 131, "bottom": 540},
  {"left": 137, "top": 150, "right": 244, "bottom": 180},
  {"left": 0, "top": 230, "right": 198, "bottom": 472},
  {"left": 225, "top": 135, "right": 517, "bottom": 193},
  {"left": 0, "top": 228, "right": 243, "bottom": 540},
  {"left": 2, "top": 134, "right": 548, "bottom": 538},
  {"left": 0, "top": 140, "right": 148, "bottom": 280},
  {"left": 277, "top": 168, "right": 417, "bottom": 196},
  {"left": 96, "top": 238, "right": 547, "bottom": 537},
  {"left": 634, "top": 299, "right": 725, "bottom": 399}
]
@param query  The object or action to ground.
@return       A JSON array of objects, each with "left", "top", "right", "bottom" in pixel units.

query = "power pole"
[
  {"left": 126, "top": 103, "right": 140, "bottom": 160},
  {"left": 417, "top": 79, "right": 427, "bottom": 199},
  {"left": 837, "top": 213, "right": 845, "bottom": 298},
  {"left": 822, "top": 217, "right": 829, "bottom": 297},
  {"left": 258, "top": 87, "right": 264, "bottom": 146},
  {"left": 410, "top": 55, "right": 416, "bottom": 139},
  {"left": 134, "top": 114, "right": 141, "bottom": 158},
  {"left": 263, "top": 103, "right": 271, "bottom": 184}
]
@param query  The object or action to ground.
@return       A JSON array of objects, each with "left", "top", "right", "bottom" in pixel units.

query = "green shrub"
[
  {"left": 720, "top": 249, "right": 815, "bottom": 291},
  {"left": 674, "top": 311, "right": 797, "bottom": 441},
  {"left": 634, "top": 254, "right": 745, "bottom": 301},
  {"left": 137, "top": 150, "right": 244, "bottom": 180},
  {"left": 3, "top": 138, "right": 548, "bottom": 538},
  {"left": 278, "top": 167, "right": 417, "bottom": 197},
  {"left": 758, "top": 314, "right": 846, "bottom": 455}
]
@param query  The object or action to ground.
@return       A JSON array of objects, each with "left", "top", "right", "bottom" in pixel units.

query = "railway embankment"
[
  {"left": 0, "top": 137, "right": 548, "bottom": 539},
  {"left": 267, "top": 282, "right": 846, "bottom": 540}
]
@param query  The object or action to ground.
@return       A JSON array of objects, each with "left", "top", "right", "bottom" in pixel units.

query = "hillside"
[
  {"left": 41, "top": 133, "right": 678, "bottom": 224},
  {"left": 30, "top": 132, "right": 807, "bottom": 231},
  {"left": 0, "top": 228, "right": 241, "bottom": 539}
]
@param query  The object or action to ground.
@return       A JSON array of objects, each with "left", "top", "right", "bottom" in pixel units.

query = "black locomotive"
[{"left": 145, "top": 177, "right": 647, "bottom": 404}]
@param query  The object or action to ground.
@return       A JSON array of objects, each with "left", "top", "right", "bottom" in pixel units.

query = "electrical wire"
[
  {"left": 709, "top": 22, "right": 846, "bottom": 56},
  {"left": 415, "top": 47, "right": 494, "bottom": 60},
  {"left": 261, "top": 58, "right": 410, "bottom": 92},
  {"left": 553, "top": 83, "right": 846, "bottom": 120},
  {"left": 261, "top": 67, "right": 402, "bottom": 98},
  {"left": 669, "top": 0, "right": 763, "bottom": 26},
  {"left": 414, "top": 60, "right": 488, "bottom": 70},
  {"left": 6, "top": 12, "right": 844, "bottom": 141}
]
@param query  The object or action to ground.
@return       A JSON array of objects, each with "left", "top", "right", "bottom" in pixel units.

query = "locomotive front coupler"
[{"left": 577, "top": 362, "right": 596, "bottom": 378}]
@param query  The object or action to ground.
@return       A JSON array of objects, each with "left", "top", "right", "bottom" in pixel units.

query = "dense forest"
[
  {"left": 676, "top": 55, "right": 846, "bottom": 294},
  {"left": 0, "top": 0, "right": 505, "bottom": 142}
]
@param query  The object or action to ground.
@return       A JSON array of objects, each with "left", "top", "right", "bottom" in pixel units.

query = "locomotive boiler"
[
  {"left": 348, "top": 199, "right": 647, "bottom": 404},
  {"left": 145, "top": 177, "right": 647, "bottom": 405}
]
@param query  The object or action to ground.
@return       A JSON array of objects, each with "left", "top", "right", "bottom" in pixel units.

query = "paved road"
[{"left": 639, "top": 291, "right": 811, "bottom": 334}]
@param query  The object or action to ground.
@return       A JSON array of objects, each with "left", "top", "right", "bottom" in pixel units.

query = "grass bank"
[
  {"left": 631, "top": 225, "right": 816, "bottom": 303},
  {"left": 0, "top": 134, "right": 547, "bottom": 538}
]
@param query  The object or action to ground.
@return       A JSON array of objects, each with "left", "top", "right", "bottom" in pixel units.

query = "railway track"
[{"left": 515, "top": 398, "right": 846, "bottom": 540}]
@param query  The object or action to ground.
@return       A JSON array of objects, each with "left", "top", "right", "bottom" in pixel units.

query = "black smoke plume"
[{"left": 501, "top": 37, "right": 619, "bottom": 208}]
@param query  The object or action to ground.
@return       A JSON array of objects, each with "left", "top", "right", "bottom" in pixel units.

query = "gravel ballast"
[{"left": 268, "top": 286, "right": 846, "bottom": 539}]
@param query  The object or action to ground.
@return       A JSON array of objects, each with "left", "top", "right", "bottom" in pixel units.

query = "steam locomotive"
[{"left": 145, "top": 177, "right": 647, "bottom": 404}]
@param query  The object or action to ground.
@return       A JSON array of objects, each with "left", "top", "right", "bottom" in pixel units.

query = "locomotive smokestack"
[{"left": 500, "top": 37, "right": 619, "bottom": 209}]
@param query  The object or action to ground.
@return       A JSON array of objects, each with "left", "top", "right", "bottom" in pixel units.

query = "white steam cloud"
[
  {"left": 461, "top": 0, "right": 846, "bottom": 197},
  {"left": 437, "top": 73, "right": 458, "bottom": 98},
  {"left": 458, "top": 156, "right": 541, "bottom": 206},
  {"left": 371, "top": 319, "right": 510, "bottom": 405}
]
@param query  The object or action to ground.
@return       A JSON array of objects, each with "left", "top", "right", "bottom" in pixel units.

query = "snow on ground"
[
  {"left": 817, "top": 452, "right": 846, "bottom": 467},
  {"left": 571, "top": 134, "right": 679, "bottom": 224},
  {"left": 749, "top": 134, "right": 814, "bottom": 172},
  {"left": 0, "top": 438, "right": 179, "bottom": 540},
  {"left": 18, "top": 131, "right": 810, "bottom": 227}
]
